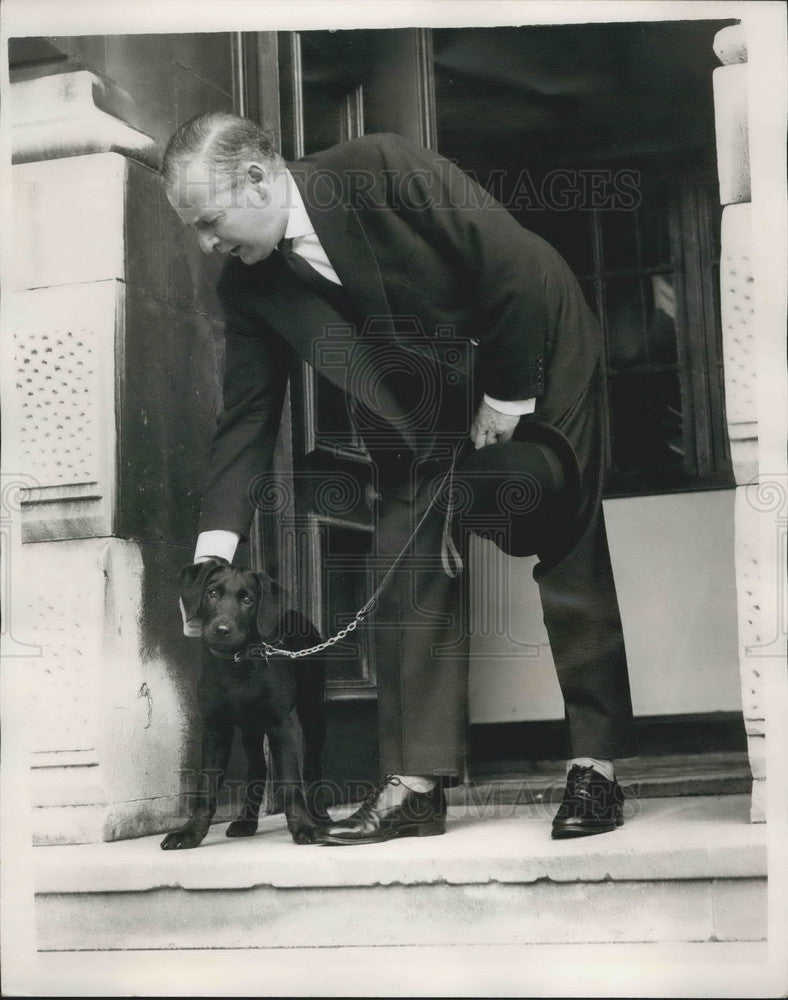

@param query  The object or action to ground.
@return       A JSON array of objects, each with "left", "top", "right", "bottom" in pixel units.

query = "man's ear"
[
  {"left": 179, "top": 558, "right": 229, "bottom": 625},
  {"left": 246, "top": 162, "right": 274, "bottom": 205},
  {"left": 247, "top": 162, "right": 267, "bottom": 185},
  {"left": 254, "top": 570, "right": 283, "bottom": 639}
]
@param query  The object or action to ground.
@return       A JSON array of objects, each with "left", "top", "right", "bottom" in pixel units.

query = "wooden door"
[
  {"left": 276, "top": 30, "right": 376, "bottom": 701},
  {"left": 240, "top": 29, "right": 441, "bottom": 792},
  {"left": 253, "top": 29, "right": 437, "bottom": 707}
]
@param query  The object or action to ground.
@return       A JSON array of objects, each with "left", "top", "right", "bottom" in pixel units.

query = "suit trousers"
[
  {"left": 368, "top": 366, "right": 637, "bottom": 779},
  {"left": 372, "top": 461, "right": 470, "bottom": 781},
  {"left": 532, "top": 365, "right": 637, "bottom": 760}
]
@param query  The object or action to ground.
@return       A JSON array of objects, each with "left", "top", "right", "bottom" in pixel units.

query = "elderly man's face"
[{"left": 167, "top": 158, "right": 289, "bottom": 266}]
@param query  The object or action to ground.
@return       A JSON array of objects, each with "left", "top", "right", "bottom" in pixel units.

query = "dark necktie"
[
  {"left": 278, "top": 237, "right": 345, "bottom": 300},
  {"left": 276, "top": 238, "right": 416, "bottom": 453}
]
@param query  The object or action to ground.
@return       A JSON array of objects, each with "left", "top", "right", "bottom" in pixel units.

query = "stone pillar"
[
  {"left": 713, "top": 24, "right": 764, "bottom": 821},
  {"left": 10, "top": 73, "right": 225, "bottom": 843}
]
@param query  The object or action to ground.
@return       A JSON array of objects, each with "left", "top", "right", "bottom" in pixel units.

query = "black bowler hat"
[{"left": 451, "top": 419, "right": 582, "bottom": 558}]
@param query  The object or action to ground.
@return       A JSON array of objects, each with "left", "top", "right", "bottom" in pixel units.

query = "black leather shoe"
[
  {"left": 551, "top": 764, "right": 624, "bottom": 839},
  {"left": 315, "top": 776, "right": 447, "bottom": 846}
]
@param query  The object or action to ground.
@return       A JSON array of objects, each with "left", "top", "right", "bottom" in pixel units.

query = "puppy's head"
[{"left": 179, "top": 559, "right": 283, "bottom": 655}]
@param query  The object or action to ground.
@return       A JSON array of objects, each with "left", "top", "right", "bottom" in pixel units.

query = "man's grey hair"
[{"left": 161, "top": 111, "right": 284, "bottom": 191}]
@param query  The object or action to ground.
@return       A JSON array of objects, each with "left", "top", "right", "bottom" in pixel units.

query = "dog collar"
[{"left": 233, "top": 648, "right": 265, "bottom": 664}]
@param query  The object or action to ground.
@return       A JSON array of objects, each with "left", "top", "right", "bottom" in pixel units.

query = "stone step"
[
  {"left": 35, "top": 794, "right": 766, "bottom": 952},
  {"left": 460, "top": 751, "right": 753, "bottom": 803}
]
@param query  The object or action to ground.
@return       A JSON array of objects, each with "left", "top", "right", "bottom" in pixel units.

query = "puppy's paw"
[
  {"left": 160, "top": 814, "right": 211, "bottom": 850},
  {"left": 160, "top": 824, "right": 208, "bottom": 851},
  {"left": 288, "top": 821, "right": 319, "bottom": 845},
  {"left": 226, "top": 818, "right": 258, "bottom": 838}
]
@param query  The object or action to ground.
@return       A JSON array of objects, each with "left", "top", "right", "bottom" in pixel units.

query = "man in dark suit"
[{"left": 163, "top": 111, "right": 636, "bottom": 844}]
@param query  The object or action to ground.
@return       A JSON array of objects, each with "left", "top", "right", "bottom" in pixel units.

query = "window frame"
[{"left": 582, "top": 177, "right": 733, "bottom": 498}]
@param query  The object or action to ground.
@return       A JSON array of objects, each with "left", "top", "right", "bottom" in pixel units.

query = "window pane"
[
  {"left": 605, "top": 277, "right": 645, "bottom": 368},
  {"left": 601, "top": 207, "right": 639, "bottom": 272},
  {"left": 601, "top": 186, "right": 672, "bottom": 271},
  {"left": 301, "top": 35, "right": 358, "bottom": 154},
  {"left": 645, "top": 273, "right": 678, "bottom": 364},
  {"left": 606, "top": 275, "right": 678, "bottom": 368},
  {"left": 302, "top": 83, "right": 347, "bottom": 155},
  {"left": 638, "top": 186, "right": 672, "bottom": 267},
  {"left": 609, "top": 372, "right": 685, "bottom": 475}
]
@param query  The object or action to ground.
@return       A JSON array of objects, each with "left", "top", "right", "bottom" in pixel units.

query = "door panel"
[{"left": 272, "top": 29, "right": 436, "bottom": 699}]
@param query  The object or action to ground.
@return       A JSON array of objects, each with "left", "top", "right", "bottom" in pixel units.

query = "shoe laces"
[
  {"left": 357, "top": 774, "right": 402, "bottom": 809},
  {"left": 567, "top": 764, "right": 598, "bottom": 800}
]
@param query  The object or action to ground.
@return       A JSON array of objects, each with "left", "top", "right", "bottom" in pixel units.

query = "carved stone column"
[
  {"left": 11, "top": 73, "right": 225, "bottom": 843},
  {"left": 713, "top": 23, "right": 764, "bottom": 821},
  {"left": 11, "top": 69, "right": 157, "bottom": 166}
]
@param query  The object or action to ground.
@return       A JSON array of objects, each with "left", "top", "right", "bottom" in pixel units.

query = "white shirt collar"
[{"left": 283, "top": 169, "right": 314, "bottom": 240}]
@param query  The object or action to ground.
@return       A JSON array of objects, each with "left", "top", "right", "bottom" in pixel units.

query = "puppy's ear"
[
  {"left": 179, "top": 558, "right": 229, "bottom": 634},
  {"left": 254, "top": 570, "right": 283, "bottom": 639}
]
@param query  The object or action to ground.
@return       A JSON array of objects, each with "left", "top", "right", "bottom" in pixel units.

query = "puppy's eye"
[
  {"left": 241, "top": 595, "right": 254, "bottom": 605},
  {"left": 206, "top": 588, "right": 219, "bottom": 599}
]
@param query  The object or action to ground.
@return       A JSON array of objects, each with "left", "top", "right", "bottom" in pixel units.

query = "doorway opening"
[{"left": 269, "top": 20, "right": 747, "bottom": 797}]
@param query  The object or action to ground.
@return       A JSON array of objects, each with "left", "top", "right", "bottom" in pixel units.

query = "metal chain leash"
[
  {"left": 242, "top": 594, "right": 377, "bottom": 661},
  {"left": 238, "top": 442, "right": 465, "bottom": 663}
]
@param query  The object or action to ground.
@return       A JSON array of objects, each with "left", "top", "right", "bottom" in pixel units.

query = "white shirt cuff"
[
  {"left": 483, "top": 394, "right": 536, "bottom": 416},
  {"left": 193, "top": 530, "right": 240, "bottom": 564}
]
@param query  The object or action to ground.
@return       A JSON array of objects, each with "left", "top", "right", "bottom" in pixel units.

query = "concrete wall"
[
  {"left": 469, "top": 489, "right": 741, "bottom": 724},
  {"left": 11, "top": 150, "right": 228, "bottom": 843},
  {"left": 10, "top": 33, "right": 238, "bottom": 843}
]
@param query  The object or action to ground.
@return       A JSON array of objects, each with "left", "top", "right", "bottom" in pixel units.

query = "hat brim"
[{"left": 455, "top": 419, "right": 581, "bottom": 557}]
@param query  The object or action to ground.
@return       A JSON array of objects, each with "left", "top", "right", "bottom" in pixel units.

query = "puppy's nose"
[{"left": 215, "top": 624, "right": 231, "bottom": 636}]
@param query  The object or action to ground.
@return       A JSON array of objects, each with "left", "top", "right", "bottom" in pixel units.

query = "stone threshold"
[{"left": 35, "top": 794, "right": 765, "bottom": 894}]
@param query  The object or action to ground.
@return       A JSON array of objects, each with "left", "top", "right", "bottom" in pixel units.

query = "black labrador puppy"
[{"left": 161, "top": 557, "right": 330, "bottom": 850}]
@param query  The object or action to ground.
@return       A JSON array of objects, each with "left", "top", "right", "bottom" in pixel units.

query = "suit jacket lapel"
[
  {"left": 287, "top": 161, "right": 394, "bottom": 332},
  {"left": 252, "top": 241, "right": 419, "bottom": 454}
]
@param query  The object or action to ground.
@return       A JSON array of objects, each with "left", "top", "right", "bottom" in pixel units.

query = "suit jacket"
[{"left": 198, "top": 133, "right": 602, "bottom": 537}]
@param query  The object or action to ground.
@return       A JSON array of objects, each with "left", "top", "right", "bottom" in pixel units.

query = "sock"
[
  {"left": 395, "top": 774, "right": 437, "bottom": 793},
  {"left": 567, "top": 757, "right": 615, "bottom": 782}
]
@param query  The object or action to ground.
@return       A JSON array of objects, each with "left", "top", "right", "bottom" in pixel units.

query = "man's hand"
[{"left": 470, "top": 399, "right": 521, "bottom": 449}]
